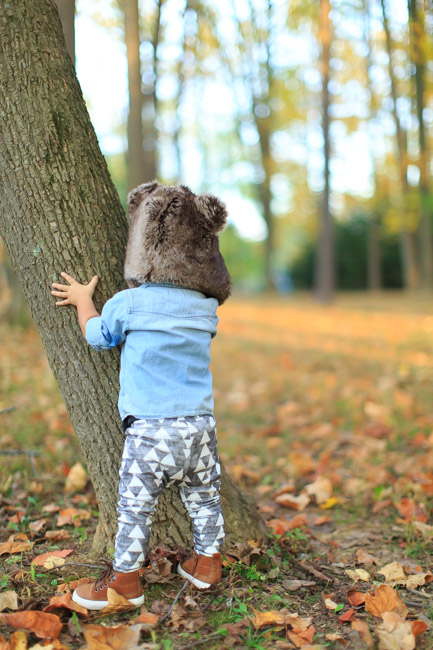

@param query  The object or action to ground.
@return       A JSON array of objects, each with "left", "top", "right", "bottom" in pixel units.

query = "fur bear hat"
[{"left": 124, "top": 181, "right": 232, "bottom": 304}]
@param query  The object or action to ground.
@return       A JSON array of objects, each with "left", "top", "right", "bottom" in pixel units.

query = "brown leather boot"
[
  {"left": 72, "top": 562, "right": 144, "bottom": 611},
  {"left": 177, "top": 552, "right": 221, "bottom": 589}
]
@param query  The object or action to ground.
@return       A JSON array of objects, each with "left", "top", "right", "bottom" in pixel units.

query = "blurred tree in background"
[{"left": 1, "top": 0, "right": 432, "bottom": 307}]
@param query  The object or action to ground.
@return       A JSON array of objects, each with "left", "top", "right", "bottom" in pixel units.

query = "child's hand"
[{"left": 51, "top": 272, "right": 98, "bottom": 307}]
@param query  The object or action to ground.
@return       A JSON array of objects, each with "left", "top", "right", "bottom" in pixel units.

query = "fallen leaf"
[
  {"left": 365, "top": 585, "right": 408, "bottom": 619},
  {"left": 82, "top": 623, "right": 142, "bottom": 650},
  {"left": 345, "top": 568, "right": 371, "bottom": 582},
  {"left": 28, "top": 520, "right": 47, "bottom": 535},
  {"left": 57, "top": 577, "right": 93, "bottom": 592},
  {"left": 304, "top": 476, "right": 333, "bottom": 505},
  {"left": 376, "top": 611, "right": 415, "bottom": 650},
  {"left": 45, "top": 530, "right": 70, "bottom": 542},
  {"left": 64, "top": 462, "right": 87, "bottom": 493},
  {"left": 378, "top": 562, "right": 406, "bottom": 583},
  {"left": 132, "top": 612, "right": 159, "bottom": 629},
  {"left": 0, "top": 536, "right": 33, "bottom": 556},
  {"left": 43, "top": 591, "right": 88, "bottom": 616},
  {"left": 351, "top": 620, "right": 374, "bottom": 648},
  {"left": 339, "top": 608, "right": 356, "bottom": 622},
  {"left": 100, "top": 588, "right": 136, "bottom": 614},
  {"left": 287, "top": 624, "right": 316, "bottom": 647},
  {"left": 312, "top": 515, "right": 330, "bottom": 526},
  {"left": 8, "top": 630, "right": 27, "bottom": 650},
  {"left": 319, "top": 497, "right": 338, "bottom": 509},
  {"left": 273, "top": 482, "right": 295, "bottom": 497},
  {"left": 251, "top": 610, "right": 285, "bottom": 628},
  {"left": 355, "top": 549, "right": 377, "bottom": 566},
  {"left": 268, "top": 514, "right": 308, "bottom": 534},
  {"left": 275, "top": 493, "right": 310, "bottom": 511},
  {"left": 282, "top": 579, "right": 316, "bottom": 591},
  {"left": 323, "top": 597, "right": 339, "bottom": 610},
  {"left": 394, "top": 497, "right": 427, "bottom": 523},
  {"left": 347, "top": 590, "right": 366, "bottom": 607},
  {"left": 56, "top": 508, "right": 92, "bottom": 527},
  {"left": 411, "top": 620, "right": 429, "bottom": 637},
  {"left": 31, "top": 549, "right": 74, "bottom": 569},
  {"left": 0, "top": 611, "right": 62, "bottom": 639},
  {"left": 0, "top": 591, "right": 18, "bottom": 611}
]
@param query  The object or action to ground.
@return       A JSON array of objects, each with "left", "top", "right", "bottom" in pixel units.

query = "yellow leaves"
[
  {"left": 64, "top": 462, "right": 87, "bottom": 493},
  {"left": 304, "top": 476, "right": 332, "bottom": 505},
  {"left": 251, "top": 609, "right": 315, "bottom": 647},
  {"left": 345, "top": 568, "right": 371, "bottom": 582},
  {"left": 99, "top": 589, "right": 136, "bottom": 615},
  {"left": 377, "top": 561, "right": 433, "bottom": 589},
  {"left": 251, "top": 610, "right": 286, "bottom": 628},
  {"left": 365, "top": 585, "right": 408, "bottom": 620}
]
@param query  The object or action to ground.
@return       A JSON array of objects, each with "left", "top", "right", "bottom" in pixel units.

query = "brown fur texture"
[{"left": 124, "top": 181, "right": 232, "bottom": 304}]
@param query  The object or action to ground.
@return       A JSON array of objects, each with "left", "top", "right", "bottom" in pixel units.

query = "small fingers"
[
  {"left": 55, "top": 299, "right": 70, "bottom": 306},
  {"left": 51, "top": 283, "right": 68, "bottom": 290},
  {"left": 60, "top": 272, "right": 76, "bottom": 284},
  {"left": 51, "top": 289, "right": 69, "bottom": 297}
]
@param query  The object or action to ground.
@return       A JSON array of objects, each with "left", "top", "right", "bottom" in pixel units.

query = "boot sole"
[
  {"left": 177, "top": 563, "right": 213, "bottom": 590},
  {"left": 72, "top": 590, "right": 144, "bottom": 611}
]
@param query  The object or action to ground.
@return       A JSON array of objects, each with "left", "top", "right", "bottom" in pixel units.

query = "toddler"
[{"left": 51, "top": 181, "right": 231, "bottom": 610}]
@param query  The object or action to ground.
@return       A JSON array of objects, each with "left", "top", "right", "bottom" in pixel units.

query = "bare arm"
[{"left": 51, "top": 272, "right": 100, "bottom": 337}]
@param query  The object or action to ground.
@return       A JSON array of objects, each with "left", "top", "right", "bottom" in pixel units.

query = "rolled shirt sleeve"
[{"left": 85, "top": 290, "right": 129, "bottom": 351}]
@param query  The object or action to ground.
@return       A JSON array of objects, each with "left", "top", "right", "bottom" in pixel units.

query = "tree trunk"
[
  {"left": 364, "top": 0, "right": 382, "bottom": 291},
  {"left": 367, "top": 218, "right": 381, "bottom": 291},
  {"left": 315, "top": 0, "right": 334, "bottom": 303},
  {"left": 55, "top": 0, "right": 75, "bottom": 67},
  {"left": 123, "top": 0, "right": 146, "bottom": 190},
  {"left": 0, "top": 0, "right": 266, "bottom": 554},
  {"left": 381, "top": 0, "right": 421, "bottom": 289},
  {"left": 408, "top": 0, "right": 432, "bottom": 290}
]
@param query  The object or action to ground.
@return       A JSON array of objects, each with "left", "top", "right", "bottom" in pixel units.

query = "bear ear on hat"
[
  {"left": 194, "top": 193, "right": 228, "bottom": 233},
  {"left": 127, "top": 180, "right": 159, "bottom": 212}
]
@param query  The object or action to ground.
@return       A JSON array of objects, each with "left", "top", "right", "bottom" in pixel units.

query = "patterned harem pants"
[{"left": 113, "top": 415, "right": 225, "bottom": 573}]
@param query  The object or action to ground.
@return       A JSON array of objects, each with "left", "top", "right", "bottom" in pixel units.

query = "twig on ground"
[
  {"left": 159, "top": 580, "right": 190, "bottom": 625},
  {"left": 406, "top": 588, "right": 433, "bottom": 600},
  {"left": 294, "top": 559, "right": 338, "bottom": 583},
  {"left": 0, "top": 449, "right": 40, "bottom": 475},
  {"left": 176, "top": 631, "right": 227, "bottom": 650},
  {"left": 0, "top": 407, "right": 16, "bottom": 416}
]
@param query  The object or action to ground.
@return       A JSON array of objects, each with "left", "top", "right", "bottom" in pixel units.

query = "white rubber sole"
[
  {"left": 72, "top": 590, "right": 144, "bottom": 611},
  {"left": 177, "top": 563, "right": 211, "bottom": 590}
]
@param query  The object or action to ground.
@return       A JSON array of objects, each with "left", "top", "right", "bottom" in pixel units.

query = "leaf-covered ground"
[{"left": 1, "top": 294, "right": 433, "bottom": 649}]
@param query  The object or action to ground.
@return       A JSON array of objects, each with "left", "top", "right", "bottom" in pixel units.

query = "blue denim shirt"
[{"left": 85, "top": 284, "right": 218, "bottom": 421}]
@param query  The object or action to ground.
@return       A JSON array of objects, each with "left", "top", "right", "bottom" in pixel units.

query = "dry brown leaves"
[{"left": 0, "top": 611, "right": 62, "bottom": 640}]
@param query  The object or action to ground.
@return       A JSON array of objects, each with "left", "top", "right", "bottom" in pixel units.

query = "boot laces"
[{"left": 94, "top": 559, "right": 116, "bottom": 591}]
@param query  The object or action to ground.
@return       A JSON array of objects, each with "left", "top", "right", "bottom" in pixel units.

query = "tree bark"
[
  {"left": 381, "top": 0, "right": 420, "bottom": 290},
  {"left": 408, "top": 0, "right": 432, "bottom": 290},
  {"left": 0, "top": 0, "right": 266, "bottom": 554},
  {"left": 315, "top": 0, "right": 334, "bottom": 303},
  {"left": 55, "top": 0, "right": 75, "bottom": 67},
  {"left": 364, "top": 0, "right": 382, "bottom": 291},
  {"left": 122, "top": 0, "right": 146, "bottom": 190}
]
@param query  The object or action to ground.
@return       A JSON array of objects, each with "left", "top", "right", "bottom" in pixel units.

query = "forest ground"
[{"left": 1, "top": 292, "right": 433, "bottom": 650}]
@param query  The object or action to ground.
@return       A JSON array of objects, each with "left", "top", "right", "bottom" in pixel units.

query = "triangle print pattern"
[{"left": 113, "top": 415, "right": 224, "bottom": 572}]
